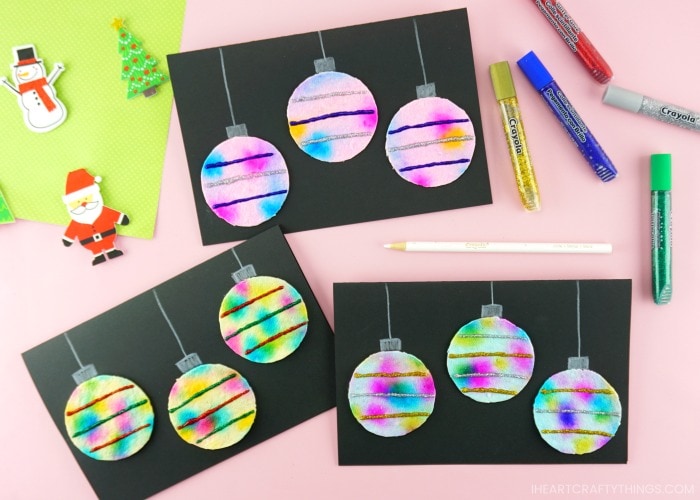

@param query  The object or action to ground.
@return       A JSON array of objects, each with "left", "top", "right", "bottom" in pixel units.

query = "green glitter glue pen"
[{"left": 650, "top": 154, "right": 672, "bottom": 305}]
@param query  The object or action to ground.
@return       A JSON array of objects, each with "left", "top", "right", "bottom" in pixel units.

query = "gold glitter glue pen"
[{"left": 489, "top": 61, "right": 541, "bottom": 211}]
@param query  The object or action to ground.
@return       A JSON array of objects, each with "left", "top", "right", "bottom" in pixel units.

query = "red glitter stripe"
[
  {"left": 244, "top": 321, "right": 308, "bottom": 355},
  {"left": 220, "top": 286, "right": 284, "bottom": 319},
  {"left": 65, "top": 384, "right": 134, "bottom": 416},
  {"left": 89, "top": 423, "right": 151, "bottom": 452},
  {"left": 176, "top": 390, "right": 251, "bottom": 430}
]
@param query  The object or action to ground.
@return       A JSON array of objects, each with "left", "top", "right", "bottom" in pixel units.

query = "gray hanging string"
[
  {"left": 153, "top": 289, "right": 188, "bottom": 358},
  {"left": 219, "top": 47, "right": 236, "bottom": 126},
  {"left": 490, "top": 281, "right": 495, "bottom": 305},
  {"left": 412, "top": 18, "right": 428, "bottom": 86},
  {"left": 576, "top": 280, "right": 581, "bottom": 358},
  {"left": 231, "top": 246, "right": 243, "bottom": 269},
  {"left": 64, "top": 332, "right": 84, "bottom": 369},
  {"left": 318, "top": 31, "right": 327, "bottom": 59},
  {"left": 385, "top": 283, "right": 392, "bottom": 339}
]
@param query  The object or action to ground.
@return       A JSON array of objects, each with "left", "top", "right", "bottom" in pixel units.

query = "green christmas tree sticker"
[{"left": 112, "top": 18, "right": 168, "bottom": 99}]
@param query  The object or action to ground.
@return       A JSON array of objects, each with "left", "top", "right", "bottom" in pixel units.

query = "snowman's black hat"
[{"left": 13, "top": 45, "right": 41, "bottom": 67}]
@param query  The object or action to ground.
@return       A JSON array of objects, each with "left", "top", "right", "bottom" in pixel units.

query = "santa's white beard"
[{"left": 67, "top": 194, "right": 103, "bottom": 224}]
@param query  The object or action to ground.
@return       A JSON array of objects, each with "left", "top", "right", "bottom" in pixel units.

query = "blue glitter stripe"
[
  {"left": 399, "top": 158, "right": 470, "bottom": 173},
  {"left": 212, "top": 190, "right": 288, "bottom": 209},
  {"left": 388, "top": 118, "right": 470, "bottom": 135},
  {"left": 289, "top": 109, "right": 375, "bottom": 126},
  {"left": 205, "top": 152, "right": 274, "bottom": 169}
]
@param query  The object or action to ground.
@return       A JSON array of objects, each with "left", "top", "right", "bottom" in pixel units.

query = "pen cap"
[
  {"left": 489, "top": 61, "right": 517, "bottom": 100},
  {"left": 516, "top": 51, "right": 554, "bottom": 91},
  {"left": 650, "top": 154, "right": 672, "bottom": 191},
  {"left": 603, "top": 85, "right": 643, "bottom": 113}
]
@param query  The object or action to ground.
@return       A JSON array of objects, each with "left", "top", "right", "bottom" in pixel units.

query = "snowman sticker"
[{"left": 0, "top": 45, "right": 66, "bottom": 133}]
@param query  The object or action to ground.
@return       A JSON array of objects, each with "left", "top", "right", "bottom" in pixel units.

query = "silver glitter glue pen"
[{"left": 603, "top": 84, "right": 700, "bottom": 133}]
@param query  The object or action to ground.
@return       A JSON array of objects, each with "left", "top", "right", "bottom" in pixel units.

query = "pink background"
[{"left": 2, "top": 0, "right": 698, "bottom": 497}]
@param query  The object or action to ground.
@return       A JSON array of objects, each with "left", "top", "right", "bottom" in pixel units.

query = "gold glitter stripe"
[
  {"left": 461, "top": 388, "right": 517, "bottom": 395},
  {"left": 353, "top": 371, "right": 427, "bottom": 378},
  {"left": 359, "top": 412, "right": 431, "bottom": 420},
  {"left": 541, "top": 429, "right": 614, "bottom": 438}
]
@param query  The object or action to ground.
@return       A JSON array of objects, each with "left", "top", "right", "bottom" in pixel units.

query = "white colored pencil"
[{"left": 383, "top": 241, "right": 612, "bottom": 254}]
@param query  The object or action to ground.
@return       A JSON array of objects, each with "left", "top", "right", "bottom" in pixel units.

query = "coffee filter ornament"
[
  {"left": 201, "top": 48, "right": 289, "bottom": 227},
  {"left": 348, "top": 284, "right": 436, "bottom": 437},
  {"left": 62, "top": 334, "right": 154, "bottom": 461},
  {"left": 152, "top": 289, "right": 256, "bottom": 450},
  {"left": 533, "top": 281, "right": 622, "bottom": 455},
  {"left": 385, "top": 19, "right": 476, "bottom": 187},
  {"left": 446, "top": 281, "right": 535, "bottom": 402},
  {"left": 286, "top": 32, "right": 378, "bottom": 163},
  {"left": 218, "top": 247, "right": 309, "bottom": 363}
]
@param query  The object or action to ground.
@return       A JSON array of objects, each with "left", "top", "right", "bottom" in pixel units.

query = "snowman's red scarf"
[{"left": 18, "top": 78, "right": 56, "bottom": 112}]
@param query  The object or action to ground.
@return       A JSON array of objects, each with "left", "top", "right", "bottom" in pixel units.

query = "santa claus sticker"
[
  {"left": 62, "top": 169, "right": 129, "bottom": 266},
  {"left": 0, "top": 45, "right": 67, "bottom": 133}
]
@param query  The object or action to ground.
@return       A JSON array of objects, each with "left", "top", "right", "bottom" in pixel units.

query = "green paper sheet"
[{"left": 0, "top": 0, "right": 185, "bottom": 238}]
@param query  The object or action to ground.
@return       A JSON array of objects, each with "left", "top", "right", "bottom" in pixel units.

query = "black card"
[
  {"left": 334, "top": 280, "right": 631, "bottom": 464},
  {"left": 168, "top": 9, "right": 491, "bottom": 245},
  {"left": 22, "top": 226, "right": 335, "bottom": 499}
]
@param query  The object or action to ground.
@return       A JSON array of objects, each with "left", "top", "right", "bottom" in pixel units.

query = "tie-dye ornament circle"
[
  {"left": 386, "top": 97, "right": 476, "bottom": 187},
  {"left": 168, "top": 363, "right": 256, "bottom": 450},
  {"left": 201, "top": 136, "right": 289, "bottom": 227},
  {"left": 287, "top": 71, "right": 378, "bottom": 162},
  {"left": 446, "top": 316, "right": 535, "bottom": 402},
  {"left": 533, "top": 369, "right": 622, "bottom": 455},
  {"left": 64, "top": 374, "right": 154, "bottom": 461},
  {"left": 348, "top": 350, "right": 436, "bottom": 437},
  {"left": 219, "top": 276, "right": 309, "bottom": 363}
]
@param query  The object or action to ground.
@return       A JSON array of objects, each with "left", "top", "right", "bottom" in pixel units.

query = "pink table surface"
[{"left": 2, "top": 0, "right": 698, "bottom": 498}]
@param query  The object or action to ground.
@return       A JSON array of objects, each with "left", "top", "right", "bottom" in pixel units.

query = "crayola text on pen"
[
  {"left": 517, "top": 51, "right": 617, "bottom": 182},
  {"left": 603, "top": 84, "right": 700, "bottom": 133}
]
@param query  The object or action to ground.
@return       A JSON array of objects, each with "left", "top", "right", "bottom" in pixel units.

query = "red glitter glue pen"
[{"left": 531, "top": 0, "right": 613, "bottom": 84}]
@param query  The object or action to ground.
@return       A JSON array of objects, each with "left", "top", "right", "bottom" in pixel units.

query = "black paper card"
[
  {"left": 334, "top": 280, "right": 631, "bottom": 464},
  {"left": 168, "top": 9, "right": 491, "bottom": 245},
  {"left": 22, "top": 227, "right": 335, "bottom": 499}
]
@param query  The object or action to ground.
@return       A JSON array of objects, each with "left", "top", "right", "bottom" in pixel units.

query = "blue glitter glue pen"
[{"left": 517, "top": 51, "right": 617, "bottom": 182}]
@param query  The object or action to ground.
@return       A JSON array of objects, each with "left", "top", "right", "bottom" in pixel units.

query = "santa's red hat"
[{"left": 63, "top": 169, "right": 101, "bottom": 204}]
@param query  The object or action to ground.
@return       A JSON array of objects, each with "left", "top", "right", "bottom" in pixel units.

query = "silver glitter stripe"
[
  {"left": 205, "top": 169, "right": 287, "bottom": 188},
  {"left": 534, "top": 408, "right": 621, "bottom": 417},
  {"left": 290, "top": 90, "right": 368, "bottom": 103},
  {"left": 456, "top": 334, "right": 527, "bottom": 340},
  {"left": 300, "top": 132, "right": 372, "bottom": 146},
  {"left": 387, "top": 135, "right": 473, "bottom": 152},
  {"left": 453, "top": 373, "right": 529, "bottom": 380},
  {"left": 349, "top": 392, "right": 435, "bottom": 398}
]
